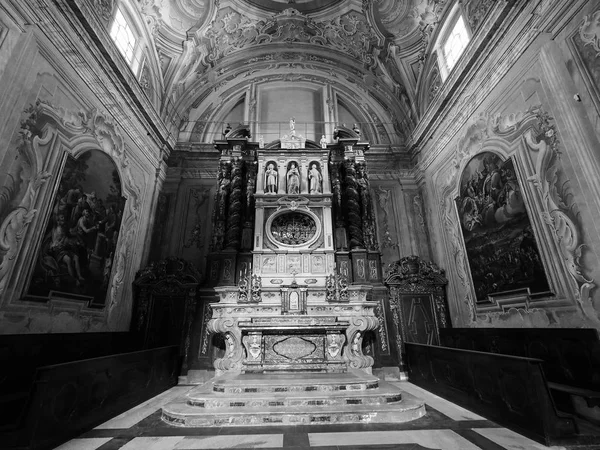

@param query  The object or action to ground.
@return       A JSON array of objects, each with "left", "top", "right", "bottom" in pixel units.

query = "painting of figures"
[
  {"left": 27, "top": 150, "right": 125, "bottom": 307},
  {"left": 455, "top": 152, "right": 550, "bottom": 301}
]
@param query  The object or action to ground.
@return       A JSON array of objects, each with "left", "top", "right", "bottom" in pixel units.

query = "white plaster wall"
[
  {"left": 420, "top": 3, "right": 600, "bottom": 330},
  {"left": 0, "top": 14, "right": 161, "bottom": 333}
]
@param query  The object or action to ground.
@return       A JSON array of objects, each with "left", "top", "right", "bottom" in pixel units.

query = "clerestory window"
[
  {"left": 436, "top": 4, "right": 471, "bottom": 81},
  {"left": 109, "top": 6, "right": 141, "bottom": 74}
]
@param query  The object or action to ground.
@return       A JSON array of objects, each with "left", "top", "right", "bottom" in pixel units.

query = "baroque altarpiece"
[{"left": 202, "top": 125, "right": 386, "bottom": 375}]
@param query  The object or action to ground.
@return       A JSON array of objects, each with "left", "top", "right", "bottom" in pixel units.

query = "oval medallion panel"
[{"left": 270, "top": 212, "right": 317, "bottom": 246}]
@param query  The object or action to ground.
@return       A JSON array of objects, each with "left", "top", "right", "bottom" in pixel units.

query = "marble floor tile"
[
  {"left": 53, "top": 437, "right": 113, "bottom": 450},
  {"left": 118, "top": 435, "right": 284, "bottom": 449},
  {"left": 96, "top": 386, "right": 194, "bottom": 429},
  {"left": 119, "top": 437, "right": 186, "bottom": 450},
  {"left": 174, "top": 435, "right": 284, "bottom": 448},
  {"left": 474, "top": 428, "right": 568, "bottom": 450},
  {"left": 308, "top": 429, "right": 482, "bottom": 449},
  {"left": 393, "top": 382, "right": 485, "bottom": 421}
]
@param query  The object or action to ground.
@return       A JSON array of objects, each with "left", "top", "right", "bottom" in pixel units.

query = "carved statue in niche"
[
  {"left": 217, "top": 163, "right": 231, "bottom": 218},
  {"left": 308, "top": 163, "right": 323, "bottom": 194},
  {"left": 320, "top": 135, "right": 328, "bottom": 149},
  {"left": 286, "top": 162, "right": 300, "bottom": 194},
  {"left": 265, "top": 163, "right": 278, "bottom": 194}
]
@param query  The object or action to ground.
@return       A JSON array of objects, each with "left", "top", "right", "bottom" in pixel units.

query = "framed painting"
[
  {"left": 455, "top": 152, "right": 551, "bottom": 302},
  {"left": 25, "top": 150, "right": 126, "bottom": 307}
]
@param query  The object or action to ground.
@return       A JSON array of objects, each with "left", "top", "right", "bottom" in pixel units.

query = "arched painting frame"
[
  {"left": 25, "top": 150, "right": 126, "bottom": 307},
  {"left": 455, "top": 151, "right": 551, "bottom": 302}
]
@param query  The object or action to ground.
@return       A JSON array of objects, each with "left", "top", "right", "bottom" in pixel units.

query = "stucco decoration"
[
  {"left": 580, "top": 9, "right": 600, "bottom": 56},
  {"left": 93, "top": 0, "right": 115, "bottom": 24},
  {"left": 524, "top": 109, "right": 596, "bottom": 319},
  {"left": 374, "top": 186, "right": 398, "bottom": 250},
  {"left": 436, "top": 106, "right": 596, "bottom": 325},
  {"left": 201, "top": 8, "right": 382, "bottom": 69},
  {"left": 463, "top": 0, "right": 495, "bottom": 33},
  {"left": 0, "top": 100, "right": 143, "bottom": 324}
]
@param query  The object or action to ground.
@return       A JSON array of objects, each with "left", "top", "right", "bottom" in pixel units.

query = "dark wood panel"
[
  {"left": 439, "top": 328, "right": 600, "bottom": 390},
  {"left": 2, "top": 345, "right": 179, "bottom": 450},
  {"left": 406, "top": 342, "right": 578, "bottom": 446},
  {"left": 0, "top": 332, "right": 137, "bottom": 430}
]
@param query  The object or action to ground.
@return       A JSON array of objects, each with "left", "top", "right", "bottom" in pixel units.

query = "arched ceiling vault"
[{"left": 136, "top": 0, "right": 452, "bottom": 143}]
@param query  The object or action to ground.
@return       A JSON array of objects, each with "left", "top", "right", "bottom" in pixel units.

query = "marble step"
[
  {"left": 161, "top": 390, "right": 425, "bottom": 427},
  {"left": 185, "top": 380, "right": 403, "bottom": 409},
  {"left": 161, "top": 370, "right": 426, "bottom": 427},
  {"left": 209, "top": 370, "right": 380, "bottom": 395}
]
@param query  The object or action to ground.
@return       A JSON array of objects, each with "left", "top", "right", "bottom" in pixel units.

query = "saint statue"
[
  {"left": 289, "top": 117, "right": 295, "bottom": 135},
  {"left": 308, "top": 163, "right": 322, "bottom": 194},
  {"left": 320, "top": 134, "right": 327, "bottom": 149},
  {"left": 258, "top": 135, "right": 265, "bottom": 149},
  {"left": 265, "top": 163, "right": 278, "bottom": 194},
  {"left": 286, "top": 162, "right": 300, "bottom": 194},
  {"left": 223, "top": 123, "right": 232, "bottom": 138},
  {"left": 353, "top": 123, "right": 361, "bottom": 137}
]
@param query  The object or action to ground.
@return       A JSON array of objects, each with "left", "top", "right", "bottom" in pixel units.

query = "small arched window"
[
  {"left": 435, "top": 3, "right": 471, "bottom": 81},
  {"left": 109, "top": 5, "right": 142, "bottom": 75}
]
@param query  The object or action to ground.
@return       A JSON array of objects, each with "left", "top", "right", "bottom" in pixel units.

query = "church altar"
[{"left": 161, "top": 123, "right": 425, "bottom": 426}]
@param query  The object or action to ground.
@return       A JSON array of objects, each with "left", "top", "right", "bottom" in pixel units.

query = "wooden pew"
[
  {"left": 405, "top": 342, "right": 578, "bottom": 446},
  {"left": 0, "top": 332, "right": 137, "bottom": 431},
  {"left": 439, "top": 328, "right": 600, "bottom": 392},
  {"left": 1, "top": 345, "right": 179, "bottom": 450},
  {"left": 439, "top": 328, "right": 600, "bottom": 420}
]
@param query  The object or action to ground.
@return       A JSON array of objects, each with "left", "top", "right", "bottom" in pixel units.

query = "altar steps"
[{"left": 161, "top": 370, "right": 425, "bottom": 427}]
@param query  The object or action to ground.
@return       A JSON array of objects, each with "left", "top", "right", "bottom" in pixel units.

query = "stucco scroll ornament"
[
  {"left": 413, "top": 194, "right": 426, "bottom": 232},
  {"left": 108, "top": 154, "right": 141, "bottom": 311},
  {"left": 0, "top": 103, "right": 55, "bottom": 295},
  {"left": 441, "top": 194, "right": 476, "bottom": 321},
  {"left": 524, "top": 111, "right": 595, "bottom": 316},
  {"left": 580, "top": 10, "right": 600, "bottom": 56},
  {"left": 375, "top": 186, "right": 398, "bottom": 248}
]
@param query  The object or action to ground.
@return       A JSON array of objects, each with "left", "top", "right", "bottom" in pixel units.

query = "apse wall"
[
  {"left": 0, "top": 5, "right": 164, "bottom": 333},
  {"left": 419, "top": 1, "right": 600, "bottom": 330}
]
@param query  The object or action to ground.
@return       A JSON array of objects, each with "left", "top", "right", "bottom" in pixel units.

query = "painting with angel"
[{"left": 455, "top": 152, "right": 550, "bottom": 301}]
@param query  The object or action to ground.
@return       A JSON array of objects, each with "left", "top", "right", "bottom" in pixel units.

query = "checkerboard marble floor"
[{"left": 54, "top": 382, "right": 571, "bottom": 450}]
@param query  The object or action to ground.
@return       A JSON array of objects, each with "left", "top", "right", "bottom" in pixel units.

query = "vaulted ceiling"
[{"left": 134, "top": 0, "right": 451, "bottom": 144}]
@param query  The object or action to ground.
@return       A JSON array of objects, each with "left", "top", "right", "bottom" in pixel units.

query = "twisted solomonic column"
[
  {"left": 225, "top": 159, "right": 243, "bottom": 249},
  {"left": 356, "top": 162, "right": 379, "bottom": 250},
  {"left": 343, "top": 160, "right": 365, "bottom": 249}
]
